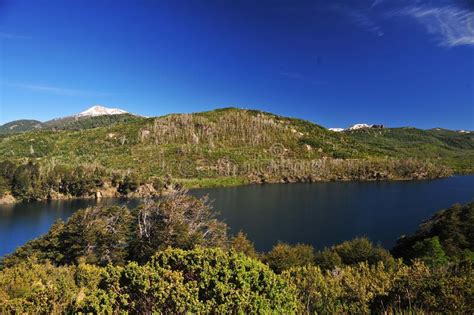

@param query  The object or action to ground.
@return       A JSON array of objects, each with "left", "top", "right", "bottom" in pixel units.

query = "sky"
[{"left": 0, "top": 0, "right": 473, "bottom": 129}]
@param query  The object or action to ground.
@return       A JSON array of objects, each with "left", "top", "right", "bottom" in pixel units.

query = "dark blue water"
[{"left": 1, "top": 176, "right": 473, "bottom": 256}]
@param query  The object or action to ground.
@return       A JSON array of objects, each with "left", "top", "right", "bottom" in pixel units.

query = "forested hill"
[
  {"left": 0, "top": 107, "right": 472, "bottom": 201},
  {"left": 348, "top": 127, "right": 474, "bottom": 172},
  {"left": 0, "top": 119, "right": 43, "bottom": 134},
  {"left": 0, "top": 113, "right": 140, "bottom": 134}
]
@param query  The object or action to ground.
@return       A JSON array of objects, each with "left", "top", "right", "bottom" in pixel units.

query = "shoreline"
[{"left": 2, "top": 173, "right": 472, "bottom": 205}]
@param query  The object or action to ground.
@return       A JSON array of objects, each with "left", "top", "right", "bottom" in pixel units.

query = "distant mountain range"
[
  {"left": 1, "top": 105, "right": 471, "bottom": 135},
  {"left": 0, "top": 106, "right": 472, "bottom": 202},
  {"left": 330, "top": 123, "right": 471, "bottom": 134},
  {"left": 0, "top": 105, "right": 138, "bottom": 134}
]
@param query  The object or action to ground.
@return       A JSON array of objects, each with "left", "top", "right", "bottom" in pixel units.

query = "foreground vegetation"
[
  {"left": 2, "top": 108, "right": 471, "bottom": 202},
  {"left": 1, "top": 194, "right": 473, "bottom": 313}
]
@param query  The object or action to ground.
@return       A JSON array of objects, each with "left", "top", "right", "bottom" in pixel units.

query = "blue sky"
[{"left": 0, "top": 0, "right": 473, "bottom": 129}]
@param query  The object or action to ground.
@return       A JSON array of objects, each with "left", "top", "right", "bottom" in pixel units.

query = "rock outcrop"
[{"left": 0, "top": 193, "right": 17, "bottom": 204}]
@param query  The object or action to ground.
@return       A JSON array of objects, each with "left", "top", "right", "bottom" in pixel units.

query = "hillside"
[
  {"left": 0, "top": 119, "right": 43, "bottom": 134},
  {"left": 42, "top": 113, "right": 141, "bottom": 131},
  {"left": 0, "top": 108, "right": 472, "bottom": 201},
  {"left": 347, "top": 127, "right": 474, "bottom": 173},
  {"left": 0, "top": 113, "right": 140, "bottom": 134},
  {"left": 391, "top": 201, "right": 474, "bottom": 262}
]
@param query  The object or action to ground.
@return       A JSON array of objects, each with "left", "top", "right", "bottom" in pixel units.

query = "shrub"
[
  {"left": 117, "top": 174, "right": 139, "bottom": 195},
  {"left": 230, "top": 231, "right": 258, "bottom": 258},
  {"left": 315, "top": 237, "right": 395, "bottom": 269},
  {"left": 0, "top": 259, "right": 79, "bottom": 314},
  {"left": 264, "top": 242, "right": 315, "bottom": 273},
  {"left": 283, "top": 262, "right": 395, "bottom": 314},
  {"left": 81, "top": 247, "right": 300, "bottom": 313},
  {"left": 380, "top": 260, "right": 474, "bottom": 313}
]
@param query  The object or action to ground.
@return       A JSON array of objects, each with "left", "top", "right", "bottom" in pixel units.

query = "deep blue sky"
[{"left": 0, "top": 0, "right": 473, "bottom": 129}]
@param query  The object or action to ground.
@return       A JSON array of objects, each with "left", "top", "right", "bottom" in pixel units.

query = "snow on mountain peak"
[
  {"left": 77, "top": 105, "right": 128, "bottom": 117},
  {"left": 328, "top": 124, "right": 377, "bottom": 132},
  {"left": 348, "top": 123, "right": 373, "bottom": 130}
]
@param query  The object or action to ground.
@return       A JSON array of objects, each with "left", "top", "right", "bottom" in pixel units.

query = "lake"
[{"left": 1, "top": 176, "right": 473, "bottom": 257}]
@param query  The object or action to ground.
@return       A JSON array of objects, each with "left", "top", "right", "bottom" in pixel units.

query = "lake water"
[{"left": 1, "top": 176, "right": 473, "bottom": 257}]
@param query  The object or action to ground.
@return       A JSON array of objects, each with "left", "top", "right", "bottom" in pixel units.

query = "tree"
[
  {"left": 0, "top": 160, "right": 16, "bottom": 181},
  {"left": 11, "top": 162, "right": 44, "bottom": 200},
  {"left": 61, "top": 205, "right": 133, "bottom": 265},
  {"left": 318, "top": 237, "right": 395, "bottom": 268},
  {"left": 314, "top": 248, "right": 343, "bottom": 270},
  {"left": 0, "top": 176, "right": 9, "bottom": 196},
  {"left": 264, "top": 243, "right": 315, "bottom": 273},
  {"left": 117, "top": 174, "right": 139, "bottom": 195},
  {"left": 392, "top": 202, "right": 474, "bottom": 263},
  {"left": 230, "top": 231, "right": 258, "bottom": 258},
  {"left": 2, "top": 192, "right": 229, "bottom": 267},
  {"left": 130, "top": 192, "right": 228, "bottom": 262},
  {"left": 1, "top": 206, "right": 133, "bottom": 267},
  {"left": 412, "top": 236, "right": 448, "bottom": 267}
]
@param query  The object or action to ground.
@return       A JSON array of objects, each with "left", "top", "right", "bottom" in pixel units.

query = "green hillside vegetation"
[
  {"left": 347, "top": 127, "right": 474, "bottom": 173},
  {"left": 0, "top": 108, "right": 471, "bottom": 201},
  {"left": 1, "top": 196, "right": 473, "bottom": 313},
  {"left": 0, "top": 113, "right": 141, "bottom": 135},
  {"left": 0, "top": 119, "right": 43, "bottom": 134},
  {"left": 392, "top": 201, "right": 474, "bottom": 264},
  {"left": 42, "top": 113, "right": 142, "bottom": 131}
]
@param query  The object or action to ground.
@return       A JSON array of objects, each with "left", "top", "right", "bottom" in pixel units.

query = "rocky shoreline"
[
  {"left": 0, "top": 182, "right": 183, "bottom": 204},
  {"left": 0, "top": 172, "right": 459, "bottom": 204}
]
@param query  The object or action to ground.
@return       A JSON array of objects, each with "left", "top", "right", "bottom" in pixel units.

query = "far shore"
[{"left": 2, "top": 172, "right": 472, "bottom": 205}]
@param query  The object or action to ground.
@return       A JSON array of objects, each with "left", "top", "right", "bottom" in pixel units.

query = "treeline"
[
  {"left": 0, "top": 155, "right": 452, "bottom": 201},
  {"left": 244, "top": 157, "right": 452, "bottom": 184},
  {"left": 0, "top": 160, "right": 105, "bottom": 201},
  {"left": 1, "top": 196, "right": 473, "bottom": 313},
  {"left": 0, "top": 160, "right": 164, "bottom": 202}
]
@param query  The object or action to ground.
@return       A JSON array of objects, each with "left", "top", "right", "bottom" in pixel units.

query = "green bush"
[
  {"left": 315, "top": 237, "right": 395, "bottom": 270},
  {"left": 230, "top": 231, "right": 258, "bottom": 258},
  {"left": 264, "top": 242, "right": 315, "bottom": 273},
  {"left": 83, "top": 247, "right": 300, "bottom": 313},
  {"left": 380, "top": 260, "right": 474, "bottom": 313},
  {"left": 283, "top": 262, "right": 395, "bottom": 314},
  {"left": 284, "top": 260, "right": 474, "bottom": 314},
  {"left": 393, "top": 202, "right": 474, "bottom": 263},
  {"left": 0, "top": 259, "right": 79, "bottom": 314}
]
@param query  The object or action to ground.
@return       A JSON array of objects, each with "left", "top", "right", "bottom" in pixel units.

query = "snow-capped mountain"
[
  {"left": 348, "top": 123, "right": 373, "bottom": 130},
  {"left": 76, "top": 105, "right": 128, "bottom": 117},
  {"left": 328, "top": 124, "right": 375, "bottom": 132}
]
